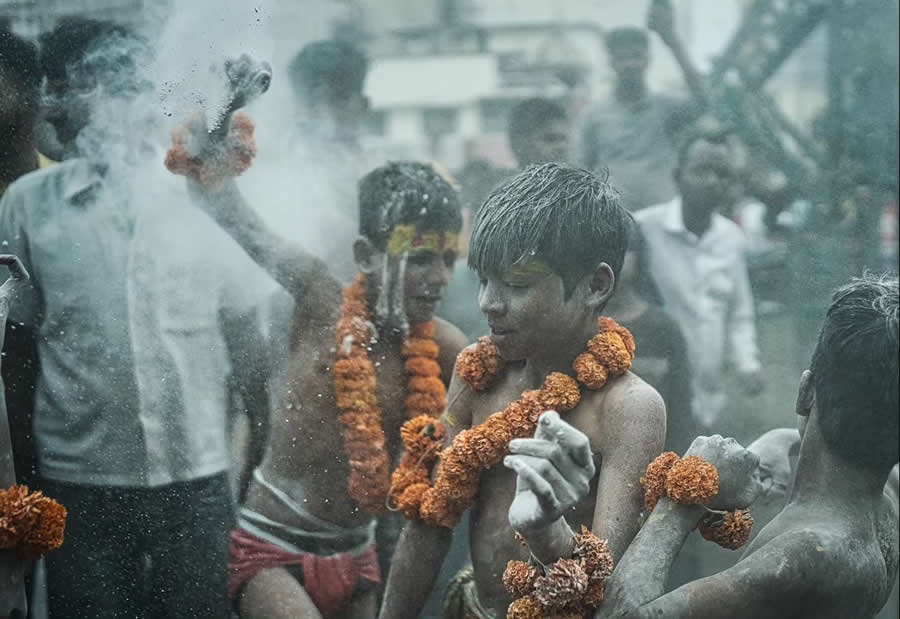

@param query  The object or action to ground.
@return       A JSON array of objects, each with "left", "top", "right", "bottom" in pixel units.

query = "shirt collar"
[
  {"left": 62, "top": 159, "right": 105, "bottom": 202},
  {"left": 662, "top": 196, "right": 687, "bottom": 235}
]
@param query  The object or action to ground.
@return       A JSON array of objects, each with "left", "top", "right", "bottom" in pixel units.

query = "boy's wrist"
[{"left": 519, "top": 516, "right": 576, "bottom": 565}]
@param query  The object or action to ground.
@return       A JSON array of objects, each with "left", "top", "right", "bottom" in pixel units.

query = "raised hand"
[
  {"left": 685, "top": 435, "right": 762, "bottom": 511},
  {"left": 0, "top": 254, "right": 30, "bottom": 318},
  {"left": 504, "top": 410, "right": 595, "bottom": 532},
  {"left": 747, "top": 428, "right": 800, "bottom": 500},
  {"left": 647, "top": 0, "right": 677, "bottom": 45}
]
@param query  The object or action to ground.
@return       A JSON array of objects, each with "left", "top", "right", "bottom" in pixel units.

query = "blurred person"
[
  {"left": 37, "top": 17, "right": 130, "bottom": 160},
  {"left": 636, "top": 130, "right": 762, "bottom": 432},
  {"left": 380, "top": 164, "right": 665, "bottom": 618},
  {"left": 600, "top": 273, "right": 899, "bottom": 617},
  {"left": 605, "top": 223, "right": 694, "bottom": 455},
  {"left": 577, "top": 0, "right": 706, "bottom": 212},
  {"left": 507, "top": 97, "right": 570, "bottom": 169},
  {"left": 175, "top": 152, "right": 467, "bottom": 616},
  {"left": 0, "top": 27, "right": 269, "bottom": 618}
]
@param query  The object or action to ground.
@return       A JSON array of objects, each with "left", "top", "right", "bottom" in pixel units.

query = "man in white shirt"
[{"left": 636, "top": 130, "right": 762, "bottom": 429}]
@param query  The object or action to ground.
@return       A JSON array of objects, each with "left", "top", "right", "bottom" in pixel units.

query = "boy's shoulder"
[{"left": 570, "top": 371, "right": 665, "bottom": 448}]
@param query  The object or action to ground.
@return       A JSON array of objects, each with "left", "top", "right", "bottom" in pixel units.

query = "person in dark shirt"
[{"left": 605, "top": 223, "right": 695, "bottom": 454}]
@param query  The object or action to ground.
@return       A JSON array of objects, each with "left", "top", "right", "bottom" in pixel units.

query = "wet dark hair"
[
  {"left": 810, "top": 273, "right": 899, "bottom": 469},
  {"left": 288, "top": 40, "right": 368, "bottom": 106},
  {"left": 38, "top": 17, "right": 130, "bottom": 82},
  {"left": 507, "top": 97, "right": 568, "bottom": 159},
  {"left": 605, "top": 27, "right": 649, "bottom": 53},
  {"left": 358, "top": 161, "right": 462, "bottom": 251},
  {"left": 0, "top": 28, "right": 41, "bottom": 93},
  {"left": 469, "top": 163, "right": 632, "bottom": 297}
]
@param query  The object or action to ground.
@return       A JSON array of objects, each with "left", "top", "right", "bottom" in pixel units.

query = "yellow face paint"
[
  {"left": 387, "top": 224, "right": 459, "bottom": 257},
  {"left": 503, "top": 259, "right": 552, "bottom": 282},
  {"left": 444, "top": 412, "right": 459, "bottom": 428}
]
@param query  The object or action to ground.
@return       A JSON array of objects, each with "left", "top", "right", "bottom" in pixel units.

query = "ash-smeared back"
[
  {"left": 358, "top": 161, "right": 462, "bottom": 250},
  {"left": 468, "top": 162, "right": 632, "bottom": 295}
]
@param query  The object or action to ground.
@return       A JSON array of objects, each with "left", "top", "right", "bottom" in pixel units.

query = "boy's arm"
[
  {"left": 187, "top": 179, "right": 338, "bottom": 306},
  {"left": 378, "top": 369, "right": 475, "bottom": 619},
  {"left": 591, "top": 385, "right": 666, "bottom": 562}
]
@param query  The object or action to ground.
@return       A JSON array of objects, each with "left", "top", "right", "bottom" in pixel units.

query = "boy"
[
  {"left": 380, "top": 163, "right": 666, "bottom": 617},
  {"left": 180, "top": 158, "right": 467, "bottom": 617},
  {"left": 600, "top": 273, "right": 900, "bottom": 618}
]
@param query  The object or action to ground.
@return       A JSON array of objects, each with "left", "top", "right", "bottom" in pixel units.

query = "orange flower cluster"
[
  {"left": 640, "top": 453, "right": 754, "bottom": 550},
  {"left": 504, "top": 527, "right": 614, "bottom": 618},
  {"left": 333, "top": 276, "right": 445, "bottom": 515},
  {"left": 639, "top": 451, "right": 681, "bottom": 512},
  {"left": 574, "top": 317, "right": 636, "bottom": 389},
  {"left": 165, "top": 112, "right": 257, "bottom": 188},
  {"left": 699, "top": 508, "right": 754, "bottom": 550},
  {"left": 0, "top": 485, "right": 67, "bottom": 559},
  {"left": 455, "top": 336, "right": 505, "bottom": 392}
]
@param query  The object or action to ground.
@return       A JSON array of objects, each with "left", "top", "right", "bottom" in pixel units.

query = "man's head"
[
  {"left": 605, "top": 27, "right": 649, "bottom": 87},
  {"left": 287, "top": 40, "right": 369, "bottom": 143},
  {"left": 0, "top": 28, "right": 40, "bottom": 152},
  {"left": 38, "top": 18, "right": 142, "bottom": 149},
  {"left": 798, "top": 273, "right": 899, "bottom": 471},
  {"left": 469, "top": 163, "right": 631, "bottom": 361},
  {"left": 355, "top": 161, "right": 462, "bottom": 327},
  {"left": 507, "top": 97, "right": 570, "bottom": 168},
  {"left": 674, "top": 130, "right": 737, "bottom": 218}
]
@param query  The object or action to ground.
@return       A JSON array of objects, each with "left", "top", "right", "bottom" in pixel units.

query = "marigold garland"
[
  {"left": 164, "top": 112, "right": 257, "bottom": 188},
  {"left": 334, "top": 275, "right": 446, "bottom": 514},
  {"left": 641, "top": 453, "right": 754, "bottom": 550},
  {"left": 0, "top": 485, "right": 67, "bottom": 559},
  {"left": 393, "top": 317, "right": 635, "bottom": 529},
  {"left": 504, "top": 526, "right": 614, "bottom": 618}
]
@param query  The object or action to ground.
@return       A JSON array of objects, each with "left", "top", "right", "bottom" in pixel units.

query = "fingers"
[
  {"left": 504, "top": 456, "right": 559, "bottom": 513},
  {"left": 0, "top": 255, "right": 28, "bottom": 281},
  {"left": 530, "top": 411, "right": 594, "bottom": 469}
]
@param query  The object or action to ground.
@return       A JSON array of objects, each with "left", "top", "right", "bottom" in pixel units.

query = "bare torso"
[{"left": 466, "top": 366, "right": 648, "bottom": 614}]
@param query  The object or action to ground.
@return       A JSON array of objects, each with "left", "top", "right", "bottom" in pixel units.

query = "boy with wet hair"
[
  {"left": 507, "top": 97, "right": 570, "bottom": 168},
  {"left": 599, "top": 272, "right": 900, "bottom": 619},
  {"left": 181, "top": 160, "right": 467, "bottom": 618},
  {"left": 380, "top": 163, "right": 666, "bottom": 617}
]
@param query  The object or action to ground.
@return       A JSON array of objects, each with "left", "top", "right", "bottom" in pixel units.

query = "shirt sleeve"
[
  {"left": 0, "top": 186, "right": 40, "bottom": 325},
  {"left": 727, "top": 237, "right": 761, "bottom": 374}
]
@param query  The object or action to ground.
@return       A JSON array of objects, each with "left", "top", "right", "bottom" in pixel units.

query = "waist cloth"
[
  {"left": 440, "top": 565, "right": 496, "bottom": 619},
  {"left": 228, "top": 468, "right": 380, "bottom": 615}
]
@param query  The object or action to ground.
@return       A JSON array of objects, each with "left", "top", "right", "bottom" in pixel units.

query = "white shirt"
[
  {"left": 636, "top": 197, "right": 761, "bottom": 426},
  {"left": 0, "top": 159, "right": 271, "bottom": 487}
]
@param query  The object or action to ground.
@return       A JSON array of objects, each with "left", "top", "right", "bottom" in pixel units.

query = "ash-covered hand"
[
  {"left": 747, "top": 428, "right": 800, "bottom": 501},
  {"left": 504, "top": 410, "right": 595, "bottom": 532},
  {"left": 647, "top": 0, "right": 677, "bottom": 45},
  {"left": 0, "top": 254, "right": 29, "bottom": 318},
  {"left": 685, "top": 435, "right": 762, "bottom": 511}
]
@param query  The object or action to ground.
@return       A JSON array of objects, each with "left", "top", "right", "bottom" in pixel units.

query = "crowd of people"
[{"left": 0, "top": 4, "right": 897, "bottom": 619}]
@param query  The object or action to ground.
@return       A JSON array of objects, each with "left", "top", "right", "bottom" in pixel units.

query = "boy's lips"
[{"left": 489, "top": 324, "right": 514, "bottom": 336}]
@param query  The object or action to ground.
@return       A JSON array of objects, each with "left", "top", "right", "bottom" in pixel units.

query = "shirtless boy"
[
  {"left": 380, "top": 163, "right": 666, "bottom": 617},
  {"left": 600, "top": 273, "right": 900, "bottom": 618},
  {"left": 179, "top": 159, "right": 467, "bottom": 617}
]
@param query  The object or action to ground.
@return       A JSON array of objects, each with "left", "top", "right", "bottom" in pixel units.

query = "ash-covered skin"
[{"left": 0, "top": 255, "right": 30, "bottom": 619}]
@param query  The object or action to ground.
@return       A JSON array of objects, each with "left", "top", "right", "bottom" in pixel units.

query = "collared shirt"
[
  {"left": 0, "top": 158, "right": 270, "bottom": 487},
  {"left": 636, "top": 197, "right": 761, "bottom": 425},
  {"left": 577, "top": 94, "right": 688, "bottom": 211}
]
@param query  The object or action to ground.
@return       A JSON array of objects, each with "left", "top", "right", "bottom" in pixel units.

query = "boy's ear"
[
  {"left": 353, "top": 237, "right": 382, "bottom": 275},
  {"left": 587, "top": 262, "right": 615, "bottom": 311},
  {"left": 795, "top": 370, "right": 814, "bottom": 418}
]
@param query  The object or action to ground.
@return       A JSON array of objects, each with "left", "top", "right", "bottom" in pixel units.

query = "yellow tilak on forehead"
[
  {"left": 387, "top": 224, "right": 459, "bottom": 256},
  {"left": 504, "top": 258, "right": 552, "bottom": 279}
]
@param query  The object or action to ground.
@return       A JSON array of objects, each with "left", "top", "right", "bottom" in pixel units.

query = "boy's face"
[
  {"left": 676, "top": 140, "right": 736, "bottom": 216},
  {"left": 518, "top": 119, "right": 570, "bottom": 168},
  {"left": 403, "top": 246, "right": 456, "bottom": 324},
  {"left": 478, "top": 260, "right": 590, "bottom": 361}
]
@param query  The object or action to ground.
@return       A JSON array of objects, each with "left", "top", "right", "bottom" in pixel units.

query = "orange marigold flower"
[
  {"left": 533, "top": 558, "right": 588, "bottom": 611},
  {"left": 640, "top": 452, "right": 681, "bottom": 512},
  {"left": 456, "top": 337, "right": 504, "bottom": 391},
  {"left": 586, "top": 332, "right": 631, "bottom": 376},
  {"left": 573, "top": 526, "right": 614, "bottom": 581},
  {"left": 409, "top": 322, "right": 437, "bottom": 339},
  {"left": 665, "top": 456, "right": 720, "bottom": 505},
  {"left": 19, "top": 498, "right": 67, "bottom": 560},
  {"left": 698, "top": 508, "right": 754, "bottom": 550},
  {"left": 402, "top": 338, "right": 440, "bottom": 359},
  {"left": 507, "top": 595, "right": 544, "bottom": 619},
  {"left": 503, "top": 560, "right": 540, "bottom": 598},
  {"left": 164, "top": 112, "right": 257, "bottom": 188},
  {"left": 539, "top": 373, "right": 581, "bottom": 412},
  {"left": 573, "top": 352, "right": 609, "bottom": 390},
  {"left": 395, "top": 483, "right": 430, "bottom": 520},
  {"left": 400, "top": 415, "right": 445, "bottom": 449},
  {"left": 405, "top": 392, "right": 446, "bottom": 414},
  {"left": 406, "top": 357, "right": 442, "bottom": 377},
  {"left": 408, "top": 376, "right": 447, "bottom": 397},
  {"left": 389, "top": 465, "right": 429, "bottom": 498},
  {"left": 583, "top": 578, "right": 606, "bottom": 607},
  {"left": 597, "top": 317, "right": 636, "bottom": 358},
  {"left": 419, "top": 490, "right": 459, "bottom": 528},
  {"left": 333, "top": 358, "right": 374, "bottom": 381}
]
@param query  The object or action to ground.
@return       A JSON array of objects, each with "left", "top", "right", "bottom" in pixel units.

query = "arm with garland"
[{"left": 377, "top": 367, "right": 476, "bottom": 619}]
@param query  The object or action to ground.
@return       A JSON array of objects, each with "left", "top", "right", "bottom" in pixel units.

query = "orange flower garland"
[
  {"left": 504, "top": 526, "right": 614, "bottom": 618},
  {"left": 641, "top": 453, "right": 754, "bottom": 550},
  {"left": 0, "top": 485, "right": 67, "bottom": 559},
  {"left": 334, "top": 275, "right": 446, "bottom": 515},
  {"left": 165, "top": 111, "right": 257, "bottom": 189},
  {"left": 392, "top": 317, "right": 635, "bottom": 529}
]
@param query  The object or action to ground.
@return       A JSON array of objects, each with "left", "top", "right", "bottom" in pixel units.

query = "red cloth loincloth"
[{"left": 228, "top": 526, "right": 381, "bottom": 616}]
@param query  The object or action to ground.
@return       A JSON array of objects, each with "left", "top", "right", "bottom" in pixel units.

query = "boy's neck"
[
  {"left": 523, "top": 318, "right": 598, "bottom": 387},
  {"left": 605, "top": 289, "right": 647, "bottom": 324}
]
